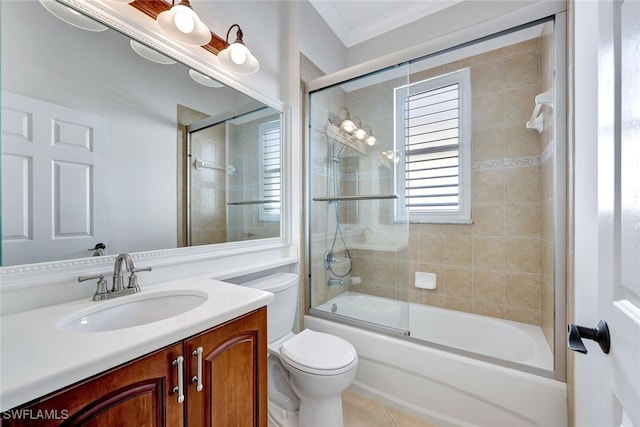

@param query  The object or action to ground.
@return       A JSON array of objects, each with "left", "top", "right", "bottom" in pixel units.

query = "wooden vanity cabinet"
[
  {"left": 184, "top": 307, "right": 267, "bottom": 427},
  {"left": 4, "top": 308, "right": 266, "bottom": 427},
  {"left": 3, "top": 342, "right": 185, "bottom": 427}
]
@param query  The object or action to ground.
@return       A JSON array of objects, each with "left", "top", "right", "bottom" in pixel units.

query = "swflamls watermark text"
[{"left": 2, "top": 409, "right": 69, "bottom": 420}]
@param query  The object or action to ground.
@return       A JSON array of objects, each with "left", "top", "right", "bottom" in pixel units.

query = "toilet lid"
[{"left": 280, "top": 329, "right": 357, "bottom": 372}]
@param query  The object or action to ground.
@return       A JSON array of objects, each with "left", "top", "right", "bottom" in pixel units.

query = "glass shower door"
[{"left": 307, "top": 64, "right": 411, "bottom": 334}]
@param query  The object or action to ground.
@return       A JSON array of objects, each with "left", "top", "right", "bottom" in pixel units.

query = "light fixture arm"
[
  {"left": 225, "top": 24, "right": 244, "bottom": 46},
  {"left": 217, "top": 23, "right": 259, "bottom": 73}
]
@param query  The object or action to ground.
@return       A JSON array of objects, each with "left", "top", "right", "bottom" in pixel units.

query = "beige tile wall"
[{"left": 357, "top": 39, "right": 548, "bottom": 326}]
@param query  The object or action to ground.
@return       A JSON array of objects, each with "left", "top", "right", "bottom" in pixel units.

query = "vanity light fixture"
[
  {"left": 352, "top": 117, "right": 368, "bottom": 141},
  {"left": 363, "top": 126, "right": 377, "bottom": 146},
  {"left": 156, "top": 0, "right": 212, "bottom": 46},
  {"left": 188, "top": 69, "right": 224, "bottom": 88},
  {"left": 381, "top": 150, "right": 401, "bottom": 163},
  {"left": 337, "top": 107, "right": 356, "bottom": 133},
  {"left": 217, "top": 24, "right": 260, "bottom": 74},
  {"left": 38, "top": 0, "right": 108, "bottom": 32},
  {"left": 130, "top": 40, "right": 177, "bottom": 64}
]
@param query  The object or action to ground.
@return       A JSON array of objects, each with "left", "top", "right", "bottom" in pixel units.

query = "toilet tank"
[{"left": 241, "top": 273, "right": 299, "bottom": 342}]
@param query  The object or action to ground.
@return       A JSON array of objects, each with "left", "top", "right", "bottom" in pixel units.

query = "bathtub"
[{"left": 308, "top": 292, "right": 566, "bottom": 427}]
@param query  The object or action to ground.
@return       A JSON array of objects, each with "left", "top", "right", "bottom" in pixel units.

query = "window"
[
  {"left": 258, "top": 120, "right": 281, "bottom": 221},
  {"left": 394, "top": 68, "right": 471, "bottom": 223}
]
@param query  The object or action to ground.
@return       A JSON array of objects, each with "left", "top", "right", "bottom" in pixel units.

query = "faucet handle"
[
  {"left": 78, "top": 274, "right": 109, "bottom": 301},
  {"left": 127, "top": 266, "right": 152, "bottom": 292}
]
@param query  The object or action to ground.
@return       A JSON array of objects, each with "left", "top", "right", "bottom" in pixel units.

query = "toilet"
[{"left": 242, "top": 273, "right": 358, "bottom": 427}]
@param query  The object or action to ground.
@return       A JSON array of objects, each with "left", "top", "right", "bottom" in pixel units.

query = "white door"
[
  {"left": 573, "top": 0, "right": 640, "bottom": 426},
  {"left": 1, "top": 92, "right": 109, "bottom": 266}
]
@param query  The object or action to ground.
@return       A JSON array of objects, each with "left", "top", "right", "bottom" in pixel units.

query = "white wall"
[{"left": 299, "top": 1, "right": 348, "bottom": 75}]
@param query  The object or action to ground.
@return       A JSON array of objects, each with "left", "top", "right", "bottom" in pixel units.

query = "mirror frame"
[{"left": 1, "top": 0, "right": 290, "bottom": 286}]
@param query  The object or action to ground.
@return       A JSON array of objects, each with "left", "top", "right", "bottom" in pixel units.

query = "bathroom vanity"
[{"left": 0, "top": 277, "right": 274, "bottom": 426}]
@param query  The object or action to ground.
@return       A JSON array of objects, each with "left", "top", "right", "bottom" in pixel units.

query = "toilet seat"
[{"left": 279, "top": 329, "right": 357, "bottom": 375}]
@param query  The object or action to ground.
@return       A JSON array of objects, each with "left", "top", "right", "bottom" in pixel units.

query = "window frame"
[
  {"left": 258, "top": 119, "right": 282, "bottom": 222},
  {"left": 394, "top": 68, "right": 472, "bottom": 224}
]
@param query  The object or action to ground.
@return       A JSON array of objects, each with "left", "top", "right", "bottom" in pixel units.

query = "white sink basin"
[{"left": 58, "top": 290, "right": 208, "bottom": 333}]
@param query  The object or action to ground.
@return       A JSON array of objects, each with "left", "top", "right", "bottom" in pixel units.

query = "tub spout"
[{"left": 328, "top": 278, "right": 344, "bottom": 286}]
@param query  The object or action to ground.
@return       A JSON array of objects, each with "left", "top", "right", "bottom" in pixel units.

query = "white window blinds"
[
  {"left": 259, "top": 120, "right": 281, "bottom": 221},
  {"left": 395, "top": 68, "right": 471, "bottom": 223}
]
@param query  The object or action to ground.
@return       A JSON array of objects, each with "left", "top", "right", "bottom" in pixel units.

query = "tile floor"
[{"left": 268, "top": 389, "right": 436, "bottom": 427}]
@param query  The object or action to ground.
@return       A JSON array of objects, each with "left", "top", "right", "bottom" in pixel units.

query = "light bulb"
[
  {"left": 173, "top": 5, "right": 196, "bottom": 33},
  {"left": 229, "top": 44, "right": 248, "bottom": 65},
  {"left": 365, "top": 135, "right": 377, "bottom": 146},
  {"left": 340, "top": 119, "right": 356, "bottom": 133},
  {"left": 353, "top": 128, "right": 368, "bottom": 140}
]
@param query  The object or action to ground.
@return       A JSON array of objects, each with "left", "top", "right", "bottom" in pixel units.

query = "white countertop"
[{"left": 0, "top": 276, "right": 274, "bottom": 411}]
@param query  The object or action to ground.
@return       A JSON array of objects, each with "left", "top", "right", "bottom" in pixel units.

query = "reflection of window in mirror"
[
  {"left": 258, "top": 120, "right": 282, "bottom": 222},
  {"left": 394, "top": 68, "right": 472, "bottom": 224}
]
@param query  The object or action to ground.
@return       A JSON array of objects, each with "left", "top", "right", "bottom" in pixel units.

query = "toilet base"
[
  {"left": 268, "top": 399, "right": 298, "bottom": 427},
  {"left": 268, "top": 395, "right": 345, "bottom": 427},
  {"left": 296, "top": 393, "right": 344, "bottom": 427}
]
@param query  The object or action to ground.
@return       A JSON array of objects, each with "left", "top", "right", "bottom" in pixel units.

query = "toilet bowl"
[{"left": 241, "top": 273, "right": 358, "bottom": 427}]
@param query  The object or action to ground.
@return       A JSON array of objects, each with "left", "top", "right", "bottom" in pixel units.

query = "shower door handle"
[{"left": 567, "top": 320, "right": 610, "bottom": 354}]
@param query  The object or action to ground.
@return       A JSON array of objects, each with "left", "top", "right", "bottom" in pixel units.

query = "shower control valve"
[{"left": 324, "top": 251, "right": 339, "bottom": 269}]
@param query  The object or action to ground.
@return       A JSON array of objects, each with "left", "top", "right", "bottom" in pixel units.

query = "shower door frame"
[{"left": 304, "top": 9, "right": 568, "bottom": 382}]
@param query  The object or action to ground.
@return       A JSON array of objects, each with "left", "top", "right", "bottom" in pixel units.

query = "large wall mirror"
[{"left": 1, "top": 0, "right": 284, "bottom": 267}]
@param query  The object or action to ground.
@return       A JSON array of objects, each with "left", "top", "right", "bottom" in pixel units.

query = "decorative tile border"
[
  {"left": 472, "top": 156, "right": 540, "bottom": 170},
  {"left": 313, "top": 146, "right": 557, "bottom": 178},
  {"left": 311, "top": 165, "right": 393, "bottom": 181}
]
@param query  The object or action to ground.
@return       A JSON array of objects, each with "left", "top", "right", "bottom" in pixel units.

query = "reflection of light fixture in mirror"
[
  {"left": 217, "top": 24, "right": 259, "bottom": 74},
  {"left": 130, "top": 40, "right": 177, "bottom": 64},
  {"left": 337, "top": 108, "right": 356, "bottom": 133},
  {"left": 38, "top": 0, "right": 108, "bottom": 32},
  {"left": 352, "top": 117, "right": 368, "bottom": 141},
  {"left": 363, "top": 126, "right": 377, "bottom": 146},
  {"left": 188, "top": 69, "right": 224, "bottom": 88},
  {"left": 382, "top": 150, "right": 401, "bottom": 163},
  {"left": 156, "top": 0, "right": 212, "bottom": 46}
]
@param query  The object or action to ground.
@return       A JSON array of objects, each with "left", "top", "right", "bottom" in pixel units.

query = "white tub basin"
[{"left": 57, "top": 290, "right": 208, "bottom": 333}]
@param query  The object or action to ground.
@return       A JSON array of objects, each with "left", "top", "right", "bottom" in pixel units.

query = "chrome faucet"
[
  {"left": 327, "top": 278, "right": 344, "bottom": 286},
  {"left": 78, "top": 253, "right": 152, "bottom": 301},
  {"left": 113, "top": 253, "right": 135, "bottom": 292}
]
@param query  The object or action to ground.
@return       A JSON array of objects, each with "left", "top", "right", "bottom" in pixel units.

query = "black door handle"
[{"left": 567, "top": 320, "right": 610, "bottom": 354}]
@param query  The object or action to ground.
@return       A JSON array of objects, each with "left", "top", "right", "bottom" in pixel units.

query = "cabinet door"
[
  {"left": 184, "top": 308, "right": 267, "bottom": 427},
  {"left": 4, "top": 343, "right": 184, "bottom": 427}
]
